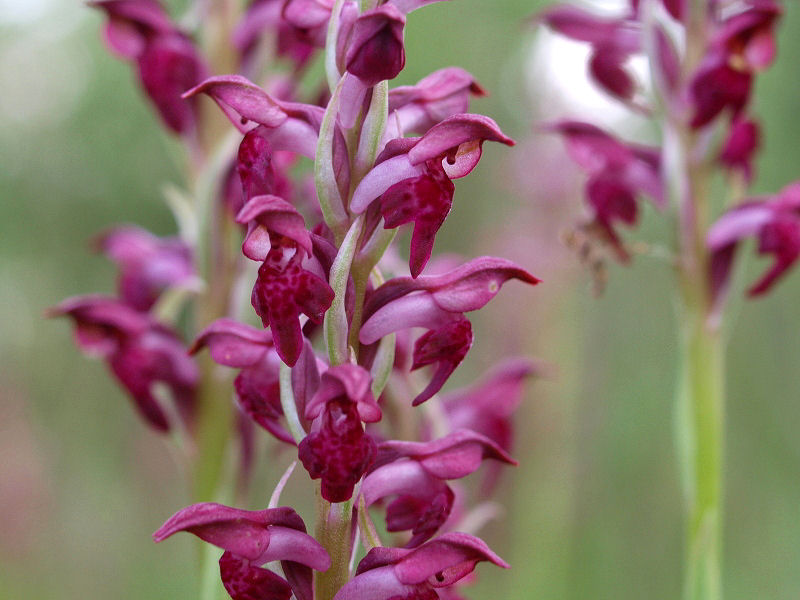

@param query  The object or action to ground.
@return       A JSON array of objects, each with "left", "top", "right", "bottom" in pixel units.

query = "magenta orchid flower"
[
  {"left": 708, "top": 182, "right": 800, "bottom": 310},
  {"left": 362, "top": 429, "right": 516, "bottom": 546},
  {"left": 186, "top": 74, "right": 351, "bottom": 200},
  {"left": 236, "top": 195, "right": 314, "bottom": 261},
  {"left": 711, "top": 0, "right": 781, "bottom": 73},
  {"left": 190, "top": 318, "right": 298, "bottom": 444},
  {"left": 440, "top": 358, "right": 538, "bottom": 491},
  {"left": 409, "top": 317, "right": 473, "bottom": 406},
  {"left": 333, "top": 532, "right": 508, "bottom": 600},
  {"left": 298, "top": 365, "right": 380, "bottom": 502},
  {"left": 282, "top": 0, "right": 335, "bottom": 45},
  {"left": 689, "top": 0, "right": 781, "bottom": 129},
  {"left": 50, "top": 296, "right": 197, "bottom": 432},
  {"left": 689, "top": 56, "right": 752, "bottom": 130},
  {"left": 360, "top": 257, "right": 540, "bottom": 344},
  {"left": 719, "top": 118, "right": 759, "bottom": 183},
  {"left": 360, "top": 257, "right": 538, "bottom": 403},
  {"left": 236, "top": 125, "right": 295, "bottom": 208},
  {"left": 386, "top": 67, "right": 486, "bottom": 138},
  {"left": 90, "top": 0, "right": 207, "bottom": 134},
  {"left": 95, "top": 225, "right": 195, "bottom": 312},
  {"left": 234, "top": 0, "right": 317, "bottom": 73},
  {"left": 154, "top": 503, "right": 330, "bottom": 600},
  {"left": 537, "top": 4, "right": 642, "bottom": 104},
  {"left": 440, "top": 358, "right": 538, "bottom": 454},
  {"left": 183, "top": 75, "right": 324, "bottom": 154},
  {"left": 547, "top": 120, "right": 662, "bottom": 259},
  {"left": 352, "top": 114, "right": 514, "bottom": 276},
  {"left": 343, "top": 3, "right": 406, "bottom": 86}
]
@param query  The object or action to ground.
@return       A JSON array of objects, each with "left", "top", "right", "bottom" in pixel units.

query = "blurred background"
[{"left": 2, "top": 0, "right": 800, "bottom": 598}]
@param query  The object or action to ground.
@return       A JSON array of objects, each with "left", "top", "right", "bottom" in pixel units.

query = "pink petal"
[{"left": 190, "top": 319, "right": 272, "bottom": 367}]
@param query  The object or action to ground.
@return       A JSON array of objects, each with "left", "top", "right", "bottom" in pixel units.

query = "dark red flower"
[
  {"left": 91, "top": 0, "right": 207, "bottom": 134},
  {"left": 50, "top": 296, "right": 197, "bottom": 432},
  {"left": 708, "top": 182, "right": 800, "bottom": 310},
  {"left": 345, "top": 4, "right": 407, "bottom": 86},
  {"left": 95, "top": 226, "right": 195, "bottom": 312}
]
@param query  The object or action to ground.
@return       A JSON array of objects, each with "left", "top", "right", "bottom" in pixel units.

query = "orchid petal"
[
  {"left": 407, "top": 114, "right": 514, "bottom": 168},
  {"left": 183, "top": 74, "right": 287, "bottom": 132},
  {"left": 190, "top": 319, "right": 272, "bottom": 367},
  {"left": 351, "top": 154, "right": 426, "bottom": 214},
  {"left": 237, "top": 195, "right": 313, "bottom": 259}
]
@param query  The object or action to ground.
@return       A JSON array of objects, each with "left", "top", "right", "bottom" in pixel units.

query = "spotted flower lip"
[
  {"left": 218, "top": 550, "right": 293, "bottom": 600},
  {"left": 379, "top": 157, "right": 455, "bottom": 278},
  {"left": 333, "top": 533, "right": 508, "bottom": 600},
  {"left": 95, "top": 225, "right": 195, "bottom": 312},
  {"left": 708, "top": 182, "right": 800, "bottom": 309},
  {"left": 251, "top": 248, "right": 335, "bottom": 366},
  {"left": 298, "top": 365, "right": 379, "bottom": 502},
  {"left": 359, "top": 256, "right": 540, "bottom": 345},
  {"left": 236, "top": 125, "right": 291, "bottom": 206}
]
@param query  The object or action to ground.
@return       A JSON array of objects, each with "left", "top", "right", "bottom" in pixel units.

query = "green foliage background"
[{"left": 1, "top": 1, "right": 799, "bottom": 598}]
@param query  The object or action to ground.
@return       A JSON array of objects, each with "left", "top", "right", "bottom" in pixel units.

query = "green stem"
[
  {"left": 676, "top": 299, "right": 724, "bottom": 600},
  {"left": 279, "top": 362, "right": 307, "bottom": 444},
  {"left": 672, "top": 115, "right": 724, "bottom": 600},
  {"left": 647, "top": 0, "right": 722, "bottom": 594},
  {"left": 324, "top": 216, "right": 365, "bottom": 365},
  {"left": 192, "top": 357, "right": 235, "bottom": 501},
  {"left": 314, "top": 494, "right": 353, "bottom": 600}
]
